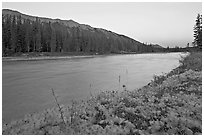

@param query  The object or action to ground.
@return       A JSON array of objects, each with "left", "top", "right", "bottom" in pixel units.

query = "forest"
[{"left": 2, "top": 9, "right": 164, "bottom": 56}]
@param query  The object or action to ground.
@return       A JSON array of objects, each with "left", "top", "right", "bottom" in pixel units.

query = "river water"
[{"left": 2, "top": 53, "right": 186, "bottom": 123}]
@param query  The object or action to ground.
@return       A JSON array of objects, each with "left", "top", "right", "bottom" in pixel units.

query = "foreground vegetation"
[{"left": 2, "top": 52, "right": 202, "bottom": 135}]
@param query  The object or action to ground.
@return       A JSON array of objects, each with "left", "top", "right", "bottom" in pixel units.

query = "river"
[{"left": 2, "top": 52, "right": 186, "bottom": 123}]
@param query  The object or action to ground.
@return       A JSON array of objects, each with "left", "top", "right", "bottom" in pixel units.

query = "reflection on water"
[{"left": 2, "top": 53, "right": 186, "bottom": 123}]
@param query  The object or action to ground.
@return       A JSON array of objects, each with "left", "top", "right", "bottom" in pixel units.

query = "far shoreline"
[
  {"left": 2, "top": 55, "right": 95, "bottom": 62},
  {"left": 2, "top": 51, "right": 186, "bottom": 62}
]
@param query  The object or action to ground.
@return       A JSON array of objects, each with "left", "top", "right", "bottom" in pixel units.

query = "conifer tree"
[
  {"left": 11, "top": 16, "right": 17, "bottom": 53},
  {"left": 50, "top": 25, "right": 56, "bottom": 52},
  {"left": 193, "top": 14, "right": 202, "bottom": 48}
]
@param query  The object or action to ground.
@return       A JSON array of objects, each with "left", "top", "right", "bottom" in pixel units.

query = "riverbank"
[
  {"left": 2, "top": 52, "right": 96, "bottom": 61},
  {"left": 2, "top": 55, "right": 95, "bottom": 61},
  {"left": 2, "top": 52, "right": 202, "bottom": 135},
  {"left": 2, "top": 51, "right": 185, "bottom": 61}
]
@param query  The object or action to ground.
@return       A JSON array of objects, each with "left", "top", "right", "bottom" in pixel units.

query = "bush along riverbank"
[{"left": 3, "top": 52, "right": 202, "bottom": 135}]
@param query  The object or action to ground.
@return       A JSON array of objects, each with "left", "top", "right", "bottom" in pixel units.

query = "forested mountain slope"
[{"left": 2, "top": 9, "right": 163, "bottom": 56}]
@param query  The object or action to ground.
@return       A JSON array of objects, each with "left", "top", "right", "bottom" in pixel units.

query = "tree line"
[
  {"left": 2, "top": 10, "right": 202, "bottom": 57},
  {"left": 2, "top": 12, "right": 163, "bottom": 56}
]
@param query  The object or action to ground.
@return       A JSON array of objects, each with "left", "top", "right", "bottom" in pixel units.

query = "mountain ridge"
[
  {"left": 3, "top": 9, "right": 149, "bottom": 44},
  {"left": 3, "top": 9, "right": 93, "bottom": 30}
]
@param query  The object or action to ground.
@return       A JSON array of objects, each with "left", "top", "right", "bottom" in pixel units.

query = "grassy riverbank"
[
  {"left": 2, "top": 52, "right": 202, "bottom": 135},
  {"left": 2, "top": 52, "right": 97, "bottom": 61},
  {"left": 2, "top": 51, "right": 181, "bottom": 61}
]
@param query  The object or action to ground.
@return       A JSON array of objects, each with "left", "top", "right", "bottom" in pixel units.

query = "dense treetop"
[
  {"left": 2, "top": 9, "right": 163, "bottom": 56},
  {"left": 193, "top": 14, "right": 202, "bottom": 48}
]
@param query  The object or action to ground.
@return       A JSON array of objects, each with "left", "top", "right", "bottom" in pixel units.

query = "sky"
[{"left": 2, "top": 2, "right": 202, "bottom": 48}]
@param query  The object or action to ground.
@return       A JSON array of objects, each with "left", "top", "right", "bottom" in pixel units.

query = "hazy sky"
[{"left": 2, "top": 2, "right": 202, "bottom": 47}]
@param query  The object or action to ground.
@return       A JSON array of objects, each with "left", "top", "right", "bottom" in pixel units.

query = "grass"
[
  {"left": 167, "top": 52, "right": 202, "bottom": 76},
  {"left": 179, "top": 52, "right": 202, "bottom": 71},
  {"left": 2, "top": 52, "right": 202, "bottom": 135}
]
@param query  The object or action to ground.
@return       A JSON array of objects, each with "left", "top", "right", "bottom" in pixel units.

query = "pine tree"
[
  {"left": 35, "top": 17, "right": 41, "bottom": 52},
  {"left": 16, "top": 15, "right": 22, "bottom": 52},
  {"left": 193, "top": 14, "right": 202, "bottom": 48},
  {"left": 10, "top": 15, "right": 17, "bottom": 53},
  {"left": 2, "top": 15, "right": 7, "bottom": 55},
  {"left": 16, "top": 15, "right": 26, "bottom": 52},
  {"left": 50, "top": 25, "right": 56, "bottom": 52},
  {"left": 3, "top": 15, "right": 13, "bottom": 55},
  {"left": 25, "top": 19, "right": 32, "bottom": 52}
]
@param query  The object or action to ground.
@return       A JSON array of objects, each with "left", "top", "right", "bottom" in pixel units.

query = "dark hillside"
[{"left": 2, "top": 9, "right": 164, "bottom": 56}]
